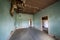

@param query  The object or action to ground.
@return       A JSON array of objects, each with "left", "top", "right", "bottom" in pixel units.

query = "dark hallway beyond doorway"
[{"left": 9, "top": 27, "right": 56, "bottom": 40}]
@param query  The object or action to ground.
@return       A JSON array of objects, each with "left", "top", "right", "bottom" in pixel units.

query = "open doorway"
[{"left": 41, "top": 16, "right": 48, "bottom": 33}]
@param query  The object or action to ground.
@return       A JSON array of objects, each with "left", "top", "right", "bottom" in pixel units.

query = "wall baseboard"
[
  {"left": 48, "top": 34, "right": 60, "bottom": 40},
  {"left": 55, "top": 36, "right": 60, "bottom": 40},
  {"left": 7, "top": 30, "right": 15, "bottom": 40}
]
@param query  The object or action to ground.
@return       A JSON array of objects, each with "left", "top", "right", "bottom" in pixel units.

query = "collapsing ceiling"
[{"left": 10, "top": 0, "right": 57, "bottom": 16}]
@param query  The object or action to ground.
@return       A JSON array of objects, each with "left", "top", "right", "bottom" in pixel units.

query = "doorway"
[{"left": 42, "top": 16, "right": 48, "bottom": 33}]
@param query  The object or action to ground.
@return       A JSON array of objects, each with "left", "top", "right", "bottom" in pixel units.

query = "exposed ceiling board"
[
  {"left": 25, "top": 0, "right": 57, "bottom": 8},
  {"left": 10, "top": 0, "right": 57, "bottom": 15},
  {"left": 23, "top": 0, "right": 57, "bottom": 14}
]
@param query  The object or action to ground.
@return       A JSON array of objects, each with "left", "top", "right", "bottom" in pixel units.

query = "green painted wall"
[
  {"left": 33, "top": 1, "right": 60, "bottom": 37},
  {"left": 0, "top": 0, "right": 14, "bottom": 40},
  {"left": 15, "top": 13, "right": 33, "bottom": 28},
  {"left": 0, "top": 0, "right": 33, "bottom": 40}
]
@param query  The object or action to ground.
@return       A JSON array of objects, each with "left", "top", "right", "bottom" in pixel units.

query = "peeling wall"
[
  {"left": 33, "top": 1, "right": 60, "bottom": 37},
  {"left": 0, "top": 0, "right": 33, "bottom": 40}
]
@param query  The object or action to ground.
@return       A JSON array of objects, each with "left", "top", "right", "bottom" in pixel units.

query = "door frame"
[{"left": 40, "top": 15, "right": 49, "bottom": 33}]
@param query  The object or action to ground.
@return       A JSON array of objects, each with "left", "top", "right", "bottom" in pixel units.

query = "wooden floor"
[{"left": 9, "top": 27, "right": 56, "bottom": 40}]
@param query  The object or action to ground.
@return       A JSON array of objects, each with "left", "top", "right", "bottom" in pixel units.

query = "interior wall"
[
  {"left": 0, "top": 0, "right": 33, "bottom": 40},
  {"left": 0, "top": 0, "right": 14, "bottom": 40},
  {"left": 33, "top": 1, "right": 60, "bottom": 37},
  {"left": 15, "top": 13, "right": 33, "bottom": 28}
]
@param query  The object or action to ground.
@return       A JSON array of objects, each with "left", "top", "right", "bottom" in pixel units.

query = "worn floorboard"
[{"left": 9, "top": 27, "right": 56, "bottom": 40}]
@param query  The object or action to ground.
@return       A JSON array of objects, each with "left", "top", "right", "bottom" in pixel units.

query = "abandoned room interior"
[{"left": 0, "top": 0, "right": 60, "bottom": 40}]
